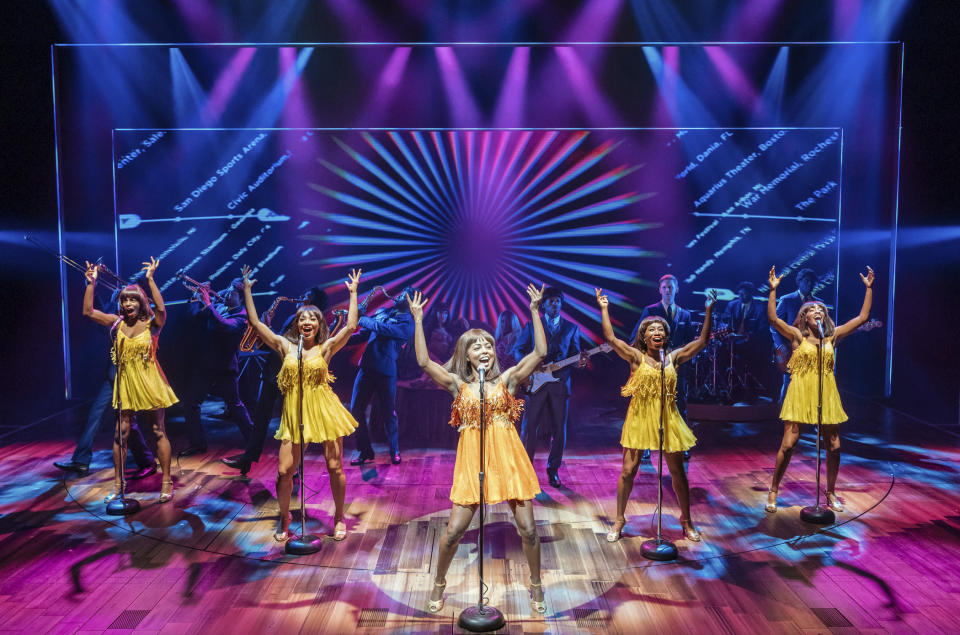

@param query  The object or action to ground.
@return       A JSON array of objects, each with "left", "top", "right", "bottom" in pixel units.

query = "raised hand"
[
  {"left": 241, "top": 265, "right": 256, "bottom": 289},
  {"left": 595, "top": 287, "right": 609, "bottom": 309},
  {"left": 141, "top": 256, "right": 159, "bottom": 280},
  {"left": 408, "top": 290, "right": 428, "bottom": 322},
  {"left": 704, "top": 288, "right": 719, "bottom": 311},
  {"left": 345, "top": 268, "right": 362, "bottom": 293},
  {"left": 860, "top": 266, "right": 874, "bottom": 288},
  {"left": 527, "top": 283, "right": 545, "bottom": 311},
  {"left": 768, "top": 266, "right": 783, "bottom": 290},
  {"left": 84, "top": 260, "right": 99, "bottom": 284}
]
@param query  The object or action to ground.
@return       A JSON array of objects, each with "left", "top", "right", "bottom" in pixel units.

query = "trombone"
[
  {"left": 25, "top": 235, "right": 129, "bottom": 292},
  {"left": 176, "top": 270, "right": 228, "bottom": 304}
]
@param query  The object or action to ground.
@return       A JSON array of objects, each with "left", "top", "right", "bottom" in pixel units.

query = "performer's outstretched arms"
[
  {"left": 767, "top": 266, "right": 802, "bottom": 346},
  {"left": 142, "top": 257, "right": 166, "bottom": 329},
  {"left": 595, "top": 288, "right": 642, "bottom": 365},
  {"left": 241, "top": 265, "right": 289, "bottom": 356},
  {"left": 833, "top": 266, "right": 875, "bottom": 343},
  {"left": 409, "top": 291, "right": 459, "bottom": 394},
  {"left": 81, "top": 261, "right": 120, "bottom": 327},
  {"left": 673, "top": 289, "right": 719, "bottom": 365},
  {"left": 322, "top": 268, "right": 362, "bottom": 360},
  {"left": 503, "top": 283, "right": 547, "bottom": 395}
]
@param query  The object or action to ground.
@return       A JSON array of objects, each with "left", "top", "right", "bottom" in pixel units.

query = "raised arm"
[
  {"left": 81, "top": 261, "right": 119, "bottom": 327},
  {"left": 766, "top": 266, "right": 801, "bottom": 345},
  {"left": 833, "top": 266, "right": 874, "bottom": 343},
  {"left": 241, "top": 265, "right": 288, "bottom": 355},
  {"left": 595, "top": 288, "right": 641, "bottom": 364},
  {"left": 408, "top": 291, "right": 459, "bottom": 394},
  {"left": 504, "top": 284, "right": 547, "bottom": 394},
  {"left": 141, "top": 257, "right": 166, "bottom": 329},
  {"left": 673, "top": 289, "right": 718, "bottom": 365},
  {"left": 323, "top": 268, "right": 362, "bottom": 360}
]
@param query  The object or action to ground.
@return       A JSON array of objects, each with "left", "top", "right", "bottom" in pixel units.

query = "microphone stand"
[
  {"left": 458, "top": 366, "right": 505, "bottom": 632},
  {"left": 287, "top": 334, "right": 322, "bottom": 554},
  {"left": 642, "top": 347, "right": 678, "bottom": 561},
  {"left": 801, "top": 321, "right": 835, "bottom": 524},
  {"left": 107, "top": 331, "right": 140, "bottom": 515}
]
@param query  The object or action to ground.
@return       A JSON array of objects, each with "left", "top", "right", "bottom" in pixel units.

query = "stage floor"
[{"left": 1, "top": 395, "right": 959, "bottom": 633}]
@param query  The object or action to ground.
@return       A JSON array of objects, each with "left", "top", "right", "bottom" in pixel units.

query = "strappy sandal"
[
  {"left": 158, "top": 480, "right": 174, "bottom": 504},
  {"left": 428, "top": 580, "right": 446, "bottom": 613},
  {"left": 765, "top": 489, "right": 778, "bottom": 513},
  {"left": 606, "top": 519, "right": 626, "bottom": 543},
  {"left": 680, "top": 518, "right": 701, "bottom": 542},
  {"left": 529, "top": 580, "right": 546, "bottom": 614},
  {"left": 824, "top": 490, "right": 844, "bottom": 513},
  {"left": 332, "top": 520, "right": 347, "bottom": 541}
]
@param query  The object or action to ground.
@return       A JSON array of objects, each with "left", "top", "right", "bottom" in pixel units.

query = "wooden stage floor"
[{"left": 1, "top": 394, "right": 959, "bottom": 634}]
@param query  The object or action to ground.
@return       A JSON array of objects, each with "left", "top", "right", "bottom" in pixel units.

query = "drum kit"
[{"left": 688, "top": 315, "right": 768, "bottom": 404}]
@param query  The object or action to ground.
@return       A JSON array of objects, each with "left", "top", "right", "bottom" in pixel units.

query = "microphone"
[
  {"left": 815, "top": 319, "right": 824, "bottom": 339},
  {"left": 477, "top": 365, "right": 486, "bottom": 383},
  {"left": 659, "top": 348, "right": 666, "bottom": 367},
  {"left": 297, "top": 333, "right": 304, "bottom": 358}
]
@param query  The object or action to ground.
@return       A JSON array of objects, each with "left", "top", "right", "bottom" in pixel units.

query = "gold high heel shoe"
[
  {"left": 680, "top": 518, "right": 701, "bottom": 542},
  {"left": 529, "top": 580, "right": 546, "bottom": 614},
  {"left": 765, "top": 489, "right": 778, "bottom": 513},
  {"left": 606, "top": 519, "right": 626, "bottom": 543},
  {"left": 824, "top": 490, "right": 844, "bottom": 513},
  {"left": 427, "top": 580, "right": 446, "bottom": 613},
  {"left": 158, "top": 480, "right": 174, "bottom": 504}
]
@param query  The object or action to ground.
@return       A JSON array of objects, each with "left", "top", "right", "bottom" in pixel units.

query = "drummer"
[
  {"left": 721, "top": 281, "right": 772, "bottom": 396},
  {"left": 630, "top": 274, "right": 697, "bottom": 459}
]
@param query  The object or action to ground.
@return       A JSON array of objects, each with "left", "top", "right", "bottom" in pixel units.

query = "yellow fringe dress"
[
  {"left": 780, "top": 339, "right": 848, "bottom": 425},
  {"left": 111, "top": 320, "right": 178, "bottom": 411},
  {"left": 275, "top": 353, "right": 358, "bottom": 444},
  {"left": 620, "top": 359, "right": 697, "bottom": 452},
  {"left": 448, "top": 382, "right": 541, "bottom": 506}
]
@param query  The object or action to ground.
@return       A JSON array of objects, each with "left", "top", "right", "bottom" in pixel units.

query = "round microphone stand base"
[
  {"left": 800, "top": 505, "right": 835, "bottom": 525},
  {"left": 641, "top": 538, "right": 678, "bottom": 561},
  {"left": 285, "top": 534, "right": 322, "bottom": 555},
  {"left": 106, "top": 497, "right": 140, "bottom": 516},
  {"left": 458, "top": 605, "right": 505, "bottom": 632}
]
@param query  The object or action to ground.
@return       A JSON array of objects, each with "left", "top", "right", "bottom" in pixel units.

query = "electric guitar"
[
  {"left": 774, "top": 318, "right": 883, "bottom": 372},
  {"left": 526, "top": 343, "right": 612, "bottom": 393}
]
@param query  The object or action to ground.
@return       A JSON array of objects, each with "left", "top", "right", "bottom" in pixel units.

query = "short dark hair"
[
  {"left": 796, "top": 268, "right": 817, "bottom": 284},
  {"left": 659, "top": 274, "right": 679, "bottom": 287},
  {"left": 736, "top": 281, "right": 755, "bottom": 294},
  {"left": 305, "top": 286, "right": 328, "bottom": 311},
  {"left": 543, "top": 287, "right": 563, "bottom": 301}
]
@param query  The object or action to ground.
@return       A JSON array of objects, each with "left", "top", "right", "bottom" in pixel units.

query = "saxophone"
[{"left": 239, "top": 294, "right": 305, "bottom": 352}]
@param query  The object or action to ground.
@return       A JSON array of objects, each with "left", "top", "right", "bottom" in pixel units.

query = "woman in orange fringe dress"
[{"left": 408, "top": 285, "right": 548, "bottom": 615}]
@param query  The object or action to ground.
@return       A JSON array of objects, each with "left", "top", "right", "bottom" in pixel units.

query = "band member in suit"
[
  {"left": 765, "top": 266, "right": 873, "bottom": 514},
  {"left": 510, "top": 287, "right": 585, "bottom": 488},
  {"left": 721, "top": 281, "right": 772, "bottom": 396},
  {"left": 349, "top": 288, "right": 417, "bottom": 466},
  {"left": 770, "top": 268, "right": 822, "bottom": 401},
  {"left": 180, "top": 278, "right": 254, "bottom": 456},
  {"left": 221, "top": 287, "right": 330, "bottom": 474},
  {"left": 631, "top": 275, "right": 695, "bottom": 459}
]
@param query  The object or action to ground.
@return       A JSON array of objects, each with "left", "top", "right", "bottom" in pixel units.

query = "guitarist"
[
  {"left": 510, "top": 287, "right": 586, "bottom": 488},
  {"left": 770, "top": 268, "right": 821, "bottom": 401},
  {"left": 630, "top": 274, "right": 695, "bottom": 460}
]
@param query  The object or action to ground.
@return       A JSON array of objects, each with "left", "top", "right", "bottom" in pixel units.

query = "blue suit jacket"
[
  {"left": 510, "top": 316, "right": 581, "bottom": 391},
  {"left": 631, "top": 302, "right": 695, "bottom": 351},
  {"left": 358, "top": 309, "right": 415, "bottom": 377},
  {"left": 722, "top": 299, "right": 767, "bottom": 338}
]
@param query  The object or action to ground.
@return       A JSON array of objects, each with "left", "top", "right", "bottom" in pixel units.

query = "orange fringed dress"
[
  {"left": 620, "top": 358, "right": 697, "bottom": 452},
  {"left": 111, "top": 319, "right": 178, "bottom": 411},
  {"left": 780, "top": 339, "right": 848, "bottom": 425},
  {"left": 448, "top": 382, "right": 541, "bottom": 506},
  {"left": 275, "top": 353, "right": 358, "bottom": 444}
]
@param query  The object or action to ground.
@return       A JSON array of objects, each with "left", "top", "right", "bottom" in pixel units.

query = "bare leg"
[
  {"left": 769, "top": 422, "right": 801, "bottom": 508},
  {"left": 145, "top": 409, "right": 172, "bottom": 495},
  {"left": 431, "top": 504, "right": 478, "bottom": 603},
  {"left": 665, "top": 451, "right": 698, "bottom": 540},
  {"left": 111, "top": 411, "right": 133, "bottom": 491},
  {"left": 324, "top": 438, "right": 347, "bottom": 536},
  {"left": 276, "top": 441, "right": 301, "bottom": 538},
  {"left": 822, "top": 428, "right": 842, "bottom": 508},
  {"left": 509, "top": 499, "right": 543, "bottom": 604},
  {"left": 611, "top": 448, "right": 640, "bottom": 538}
]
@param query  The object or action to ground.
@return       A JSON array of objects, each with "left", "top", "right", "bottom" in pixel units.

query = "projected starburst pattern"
[{"left": 305, "top": 130, "right": 657, "bottom": 341}]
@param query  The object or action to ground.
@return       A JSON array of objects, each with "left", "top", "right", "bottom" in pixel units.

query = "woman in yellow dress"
[
  {"left": 241, "top": 265, "right": 362, "bottom": 542},
  {"left": 595, "top": 287, "right": 718, "bottom": 543},
  {"left": 82, "top": 257, "right": 177, "bottom": 503},
  {"left": 765, "top": 265, "right": 874, "bottom": 514},
  {"left": 407, "top": 284, "right": 547, "bottom": 614}
]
